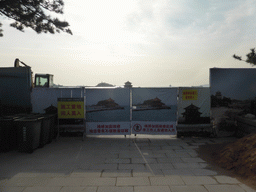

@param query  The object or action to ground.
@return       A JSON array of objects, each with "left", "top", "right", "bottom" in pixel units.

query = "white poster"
[
  {"left": 132, "top": 121, "right": 176, "bottom": 135},
  {"left": 86, "top": 122, "right": 131, "bottom": 135}
]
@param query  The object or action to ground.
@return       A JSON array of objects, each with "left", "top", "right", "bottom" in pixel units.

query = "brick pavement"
[{"left": 0, "top": 135, "right": 255, "bottom": 192}]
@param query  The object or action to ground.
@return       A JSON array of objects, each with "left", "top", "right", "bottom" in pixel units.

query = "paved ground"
[{"left": 0, "top": 135, "right": 255, "bottom": 192}]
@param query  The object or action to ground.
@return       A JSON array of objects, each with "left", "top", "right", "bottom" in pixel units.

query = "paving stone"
[
  {"left": 166, "top": 142, "right": 188, "bottom": 146},
  {"left": 132, "top": 158, "right": 157, "bottom": 164},
  {"left": 105, "top": 158, "right": 130, "bottom": 164},
  {"left": 119, "top": 152, "right": 142, "bottom": 158},
  {"left": 182, "top": 146, "right": 200, "bottom": 149},
  {"left": 12, "top": 173, "right": 42, "bottom": 178},
  {"left": 149, "top": 176, "right": 185, "bottom": 186},
  {"left": 187, "top": 151, "right": 198, "bottom": 157},
  {"left": 174, "top": 149, "right": 196, "bottom": 153},
  {"left": 116, "top": 177, "right": 150, "bottom": 186},
  {"left": 134, "top": 186, "right": 171, "bottom": 192},
  {"left": 0, "top": 187, "right": 25, "bottom": 192},
  {"left": 239, "top": 184, "right": 256, "bottom": 192},
  {"left": 76, "top": 158, "right": 106, "bottom": 164},
  {"left": 5, "top": 177, "right": 51, "bottom": 187},
  {"left": 2, "top": 136, "right": 256, "bottom": 192},
  {"left": 166, "top": 152, "right": 191, "bottom": 158},
  {"left": 70, "top": 170, "right": 102, "bottom": 177},
  {"left": 170, "top": 185, "right": 208, "bottom": 192},
  {"left": 162, "top": 146, "right": 183, "bottom": 150},
  {"left": 157, "top": 157, "right": 183, "bottom": 163},
  {"left": 147, "top": 163, "right": 174, "bottom": 170},
  {"left": 97, "top": 186, "right": 133, "bottom": 192},
  {"left": 190, "top": 142, "right": 206, "bottom": 146},
  {"left": 135, "top": 143, "right": 150, "bottom": 147},
  {"left": 172, "top": 163, "right": 201, "bottom": 169},
  {"left": 46, "top": 178, "right": 84, "bottom": 186},
  {"left": 81, "top": 178, "right": 116, "bottom": 186},
  {"left": 14, "top": 172, "right": 70, "bottom": 178},
  {"left": 22, "top": 187, "right": 61, "bottom": 192},
  {"left": 0, "top": 178, "right": 10, "bottom": 186},
  {"left": 119, "top": 164, "right": 146, "bottom": 170},
  {"left": 191, "top": 169, "right": 217, "bottom": 176},
  {"left": 132, "top": 170, "right": 164, "bottom": 177},
  {"left": 181, "top": 176, "right": 217, "bottom": 185},
  {"left": 60, "top": 186, "right": 97, "bottom": 192},
  {"left": 152, "top": 150, "right": 174, "bottom": 154},
  {"left": 139, "top": 146, "right": 162, "bottom": 150},
  {"left": 204, "top": 184, "right": 245, "bottom": 192},
  {"left": 145, "top": 153, "right": 166, "bottom": 158},
  {"left": 199, "top": 163, "right": 211, "bottom": 168},
  {"left": 214, "top": 176, "right": 241, "bottom": 184},
  {"left": 162, "top": 169, "right": 194, "bottom": 176},
  {"left": 181, "top": 157, "right": 205, "bottom": 163},
  {"left": 102, "top": 170, "right": 132, "bottom": 177},
  {"left": 87, "top": 164, "right": 118, "bottom": 170}
]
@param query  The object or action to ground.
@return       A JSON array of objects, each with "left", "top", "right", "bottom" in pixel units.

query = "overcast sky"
[{"left": 1, "top": 0, "right": 255, "bottom": 87}]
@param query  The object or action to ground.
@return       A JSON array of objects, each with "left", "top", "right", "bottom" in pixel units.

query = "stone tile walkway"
[{"left": 0, "top": 135, "right": 255, "bottom": 192}]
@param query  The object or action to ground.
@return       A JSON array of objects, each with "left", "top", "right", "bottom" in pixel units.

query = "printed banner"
[
  {"left": 86, "top": 122, "right": 131, "bottom": 135},
  {"left": 210, "top": 68, "right": 256, "bottom": 128},
  {"left": 58, "top": 98, "right": 84, "bottom": 119},
  {"left": 178, "top": 87, "right": 210, "bottom": 124},
  {"left": 132, "top": 88, "right": 177, "bottom": 135},
  {"left": 86, "top": 88, "right": 131, "bottom": 135},
  {"left": 132, "top": 121, "right": 176, "bottom": 135}
]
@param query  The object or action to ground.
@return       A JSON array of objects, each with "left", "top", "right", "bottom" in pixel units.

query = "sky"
[{"left": 1, "top": 0, "right": 256, "bottom": 87}]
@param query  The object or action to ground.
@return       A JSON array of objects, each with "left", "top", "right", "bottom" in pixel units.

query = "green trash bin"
[{"left": 15, "top": 116, "right": 43, "bottom": 153}]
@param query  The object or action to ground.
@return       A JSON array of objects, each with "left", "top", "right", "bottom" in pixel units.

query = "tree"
[
  {"left": 233, "top": 48, "right": 256, "bottom": 66},
  {"left": 0, "top": 0, "right": 72, "bottom": 36}
]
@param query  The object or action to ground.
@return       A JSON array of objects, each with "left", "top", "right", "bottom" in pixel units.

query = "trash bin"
[
  {"left": 15, "top": 116, "right": 43, "bottom": 153},
  {"left": 44, "top": 105, "right": 58, "bottom": 140},
  {"left": 0, "top": 117, "right": 14, "bottom": 152},
  {"left": 0, "top": 114, "right": 29, "bottom": 152},
  {"left": 37, "top": 115, "right": 50, "bottom": 148},
  {"left": 0, "top": 99, "right": 2, "bottom": 117},
  {"left": 46, "top": 114, "right": 57, "bottom": 143}
]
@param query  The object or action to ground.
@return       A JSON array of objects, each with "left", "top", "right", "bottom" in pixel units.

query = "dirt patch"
[{"left": 197, "top": 134, "right": 256, "bottom": 190}]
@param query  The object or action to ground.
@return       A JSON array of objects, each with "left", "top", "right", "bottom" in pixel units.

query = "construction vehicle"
[{"left": 0, "top": 59, "right": 53, "bottom": 116}]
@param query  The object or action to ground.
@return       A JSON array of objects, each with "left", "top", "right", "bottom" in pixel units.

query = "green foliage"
[
  {"left": 233, "top": 48, "right": 256, "bottom": 66},
  {"left": 0, "top": 0, "right": 72, "bottom": 36}
]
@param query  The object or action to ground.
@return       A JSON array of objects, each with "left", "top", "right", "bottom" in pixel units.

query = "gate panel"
[
  {"left": 131, "top": 88, "right": 177, "bottom": 135},
  {"left": 86, "top": 88, "right": 131, "bottom": 135}
]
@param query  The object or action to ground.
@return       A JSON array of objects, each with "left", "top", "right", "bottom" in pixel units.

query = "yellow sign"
[
  {"left": 182, "top": 90, "right": 198, "bottom": 100},
  {"left": 58, "top": 101, "right": 84, "bottom": 119}
]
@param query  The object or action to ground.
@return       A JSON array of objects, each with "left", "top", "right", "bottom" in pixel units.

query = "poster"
[
  {"left": 131, "top": 88, "right": 177, "bottom": 135},
  {"left": 177, "top": 87, "right": 211, "bottom": 125},
  {"left": 210, "top": 68, "right": 256, "bottom": 128},
  {"left": 58, "top": 98, "right": 84, "bottom": 119},
  {"left": 86, "top": 88, "right": 131, "bottom": 135}
]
